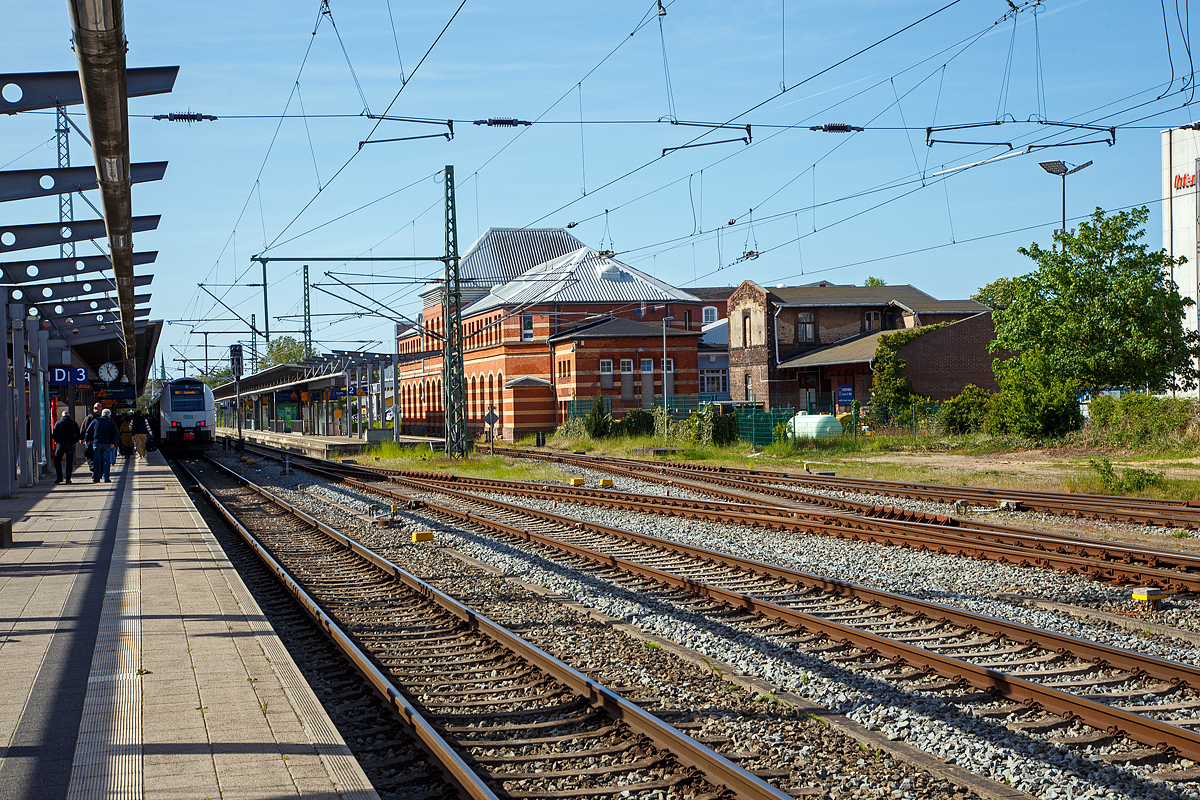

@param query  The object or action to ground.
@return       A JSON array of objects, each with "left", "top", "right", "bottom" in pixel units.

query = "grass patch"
[{"left": 364, "top": 442, "right": 571, "bottom": 482}]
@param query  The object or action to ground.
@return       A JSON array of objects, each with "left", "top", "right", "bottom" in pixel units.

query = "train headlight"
[
  {"left": 198, "top": 420, "right": 206, "bottom": 426},
  {"left": 171, "top": 421, "right": 179, "bottom": 427}
]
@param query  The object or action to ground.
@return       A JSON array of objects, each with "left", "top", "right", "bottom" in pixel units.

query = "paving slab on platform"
[{"left": 0, "top": 451, "right": 377, "bottom": 800}]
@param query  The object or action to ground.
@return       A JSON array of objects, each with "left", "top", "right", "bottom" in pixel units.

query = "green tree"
[
  {"left": 200, "top": 367, "right": 232, "bottom": 390},
  {"left": 993, "top": 207, "right": 1199, "bottom": 393},
  {"left": 986, "top": 348, "right": 1083, "bottom": 438},
  {"left": 863, "top": 276, "right": 887, "bottom": 286},
  {"left": 972, "top": 277, "right": 1016, "bottom": 310},
  {"left": 261, "top": 336, "right": 305, "bottom": 369}
]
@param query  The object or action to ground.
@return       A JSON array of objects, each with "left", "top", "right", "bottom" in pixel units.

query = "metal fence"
[
  {"left": 564, "top": 394, "right": 722, "bottom": 421},
  {"left": 734, "top": 406, "right": 797, "bottom": 447}
]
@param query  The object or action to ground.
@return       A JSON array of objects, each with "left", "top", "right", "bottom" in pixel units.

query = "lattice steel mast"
[{"left": 442, "top": 165, "right": 467, "bottom": 458}]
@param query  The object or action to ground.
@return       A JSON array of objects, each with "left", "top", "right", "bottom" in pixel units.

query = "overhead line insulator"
[
  {"left": 473, "top": 117, "right": 532, "bottom": 127},
  {"left": 153, "top": 111, "right": 217, "bottom": 123},
  {"left": 810, "top": 123, "right": 863, "bottom": 133}
]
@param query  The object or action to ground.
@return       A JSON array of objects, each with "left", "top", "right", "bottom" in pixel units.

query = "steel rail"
[
  {"left": 263, "top": 457, "right": 1200, "bottom": 761},
  {"left": 511, "top": 449, "right": 1200, "bottom": 530},
  {"left": 196, "top": 456, "right": 794, "bottom": 800},
  {"left": 250, "top": 443, "right": 1199, "bottom": 590},
  {"left": 175, "top": 460, "right": 499, "bottom": 800},
  {"left": 503, "top": 449, "right": 1200, "bottom": 570}
]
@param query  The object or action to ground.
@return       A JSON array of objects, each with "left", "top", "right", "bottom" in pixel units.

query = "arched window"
[
  {"left": 702, "top": 306, "right": 718, "bottom": 325},
  {"left": 744, "top": 373, "right": 753, "bottom": 402}
]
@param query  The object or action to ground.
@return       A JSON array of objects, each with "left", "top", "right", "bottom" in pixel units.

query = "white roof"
[{"left": 462, "top": 247, "right": 699, "bottom": 315}]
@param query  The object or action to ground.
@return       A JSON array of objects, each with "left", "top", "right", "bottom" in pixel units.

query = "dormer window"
[
  {"left": 865, "top": 311, "right": 881, "bottom": 331},
  {"left": 702, "top": 306, "right": 718, "bottom": 324}
]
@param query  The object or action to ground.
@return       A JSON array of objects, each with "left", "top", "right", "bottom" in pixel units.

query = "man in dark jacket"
[
  {"left": 52, "top": 411, "right": 80, "bottom": 484},
  {"left": 81, "top": 402, "right": 103, "bottom": 465},
  {"left": 89, "top": 408, "right": 121, "bottom": 483}
]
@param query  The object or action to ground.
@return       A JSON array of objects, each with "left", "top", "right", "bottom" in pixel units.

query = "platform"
[
  {"left": 0, "top": 451, "right": 377, "bottom": 800},
  {"left": 215, "top": 427, "right": 442, "bottom": 459}
]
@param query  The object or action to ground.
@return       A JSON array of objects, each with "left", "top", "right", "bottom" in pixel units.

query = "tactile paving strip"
[{"left": 66, "top": 492, "right": 141, "bottom": 800}]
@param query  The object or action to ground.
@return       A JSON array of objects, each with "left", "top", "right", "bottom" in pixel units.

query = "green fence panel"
[{"left": 734, "top": 407, "right": 796, "bottom": 447}]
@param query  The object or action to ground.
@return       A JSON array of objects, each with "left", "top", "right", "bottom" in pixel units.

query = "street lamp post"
[
  {"left": 661, "top": 316, "right": 674, "bottom": 417},
  {"left": 1039, "top": 159, "right": 1092, "bottom": 249}
]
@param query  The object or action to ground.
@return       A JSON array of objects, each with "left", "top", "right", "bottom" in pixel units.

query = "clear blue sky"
[{"left": 3, "top": 0, "right": 1193, "bottom": 375}]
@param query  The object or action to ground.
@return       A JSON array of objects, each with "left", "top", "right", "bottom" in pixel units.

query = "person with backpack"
[
  {"left": 132, "top": 411, "right": 152, "bottom": 458},
  {"left": 88, "top": 408, "right": 120, "bottom": 483}
]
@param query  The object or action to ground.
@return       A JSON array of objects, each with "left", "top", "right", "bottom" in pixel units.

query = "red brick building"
[
  {"left": 392, "top": 228, "right": 725, "bottom": 439},
  {"left": 727, "top": 280, "right": 991, "bottom": 409},
  {"left": 549, "top": 317, "right": 701, "bottom": 423}
]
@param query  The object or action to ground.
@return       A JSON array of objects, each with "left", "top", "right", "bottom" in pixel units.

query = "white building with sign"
[{"left": 1162, "top": 123, "right": 1200, "bottom": 394}]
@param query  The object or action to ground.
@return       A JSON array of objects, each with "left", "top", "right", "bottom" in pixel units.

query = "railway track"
[
  {"left": 504, "top": 449, "right": 1200, "bottom": 531},
  {"left": 182, "top": 456, "right": 798, "bottom": 800},
  {"left": 183, "top": 468, "right": 466, "bottom": 800},
  {"left": 237, "top": 442, "right": 1200, "bottom": 593},
  {"left": 238, "top": 449, "right": 1200, "bottom": 773}
]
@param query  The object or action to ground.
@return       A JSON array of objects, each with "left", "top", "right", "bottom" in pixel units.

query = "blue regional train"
[{"left": 150, "top": 377, "right": 215, "bottom": 455}]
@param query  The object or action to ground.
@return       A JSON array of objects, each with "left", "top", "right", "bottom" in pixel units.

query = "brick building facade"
[{"left": 728, "top": 280, "right": 990, "bottom": 409}]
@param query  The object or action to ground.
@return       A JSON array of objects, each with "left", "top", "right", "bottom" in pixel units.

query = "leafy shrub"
[
  {"left": 583, "top": 398, "right": 609, "bottom": 439},
  {"left": 939, "top": 385, "right": 994, "bottom": 434},
  {"left": 986, "top": 349, "right": 1083, "bottom": 438},
  {"left": 712, "top": 412, "right": 739, "bottom": 446},
  {"left": 553, "top": 417, "right": 587, "bottom": 440},
  {"left": 611, "top": 408, "right": 654, "bottom": 438},
  {"left": 1083, "top": 392, "right": 1200, "bottom": 448},
  {"left": 1089, "top": 457, "right": 1167, "bottom": 494}
]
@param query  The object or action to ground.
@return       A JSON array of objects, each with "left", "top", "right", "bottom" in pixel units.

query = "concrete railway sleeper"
[
  {"left": 184, "top": 456, "right": 796, "bottom": 800},
  {"left": 268, "top": 458, "right": 1200, "bottom": 767}
]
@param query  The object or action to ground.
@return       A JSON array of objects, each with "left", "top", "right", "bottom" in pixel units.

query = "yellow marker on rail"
[
  {"left": 569, "top": 478, "right": 585, "bottom": 486},
  {"left": 411, "top": 531, "right": 434, "bottom": 543},
  {"left": 599, "top": 479, "right": 614, "bottom": 487}
]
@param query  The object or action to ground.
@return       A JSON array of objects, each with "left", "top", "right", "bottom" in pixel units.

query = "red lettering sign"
[{"left": 1175, "top": 173, "right": 1198, "bottom": 190}]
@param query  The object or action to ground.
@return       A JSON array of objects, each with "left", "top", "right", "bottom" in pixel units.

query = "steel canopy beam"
[
  {"left": 50, "top": 321, "right": 148, "bottom": 342},
  {"left": 0, "top": 215, "right": 160, "bottom": 255},
  {"left": 0, "top": 66, "right": 178, "bottom": 114},
  {"left": 6, "top": 273, "right": 152, "bottom": 303},
  {"left": 0, "top": 251, "right": 156, "bottom": 284},
  {"left": 0, "top": 162, "right": 167, "bottom": 203},
  {"left": 33, "top": 292, "right": 150, "bottom": 318},
  {"left": 68, "top": 0, "right": 143, "bottom": 360}
]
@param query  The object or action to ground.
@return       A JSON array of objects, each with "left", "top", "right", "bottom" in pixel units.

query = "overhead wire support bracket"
[
  {"left": 662, "top": 127, "right": 751, "bottom": 157},
  {"left": 359, "top": 132, "right": 452, "bottom": 149}
]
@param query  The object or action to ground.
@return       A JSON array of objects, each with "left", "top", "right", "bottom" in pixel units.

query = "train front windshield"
[{"left": 170, "top": 384, "right": 206, "bottom": 412}]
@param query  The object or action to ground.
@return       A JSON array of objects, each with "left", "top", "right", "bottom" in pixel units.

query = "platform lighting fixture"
[{"left": 1039, "top": 160, "right": 1092, "bottom": 249}]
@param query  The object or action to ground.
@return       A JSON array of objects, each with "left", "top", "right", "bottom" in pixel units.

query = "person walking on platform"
[
  {"left": 52, "top": 411, "right": 80, "bottom": 484},
  {"left": 132, "top": 411, "right": 151, "bottom": 459},
  {"left": 89, "top": 408, "right": 120, "bottom": 483},
  {"left": 119, "top": 415, "right": 134, "bottom": 459},
  {"left": 82, "top": 402, "right": 103, "bottom": 466}
]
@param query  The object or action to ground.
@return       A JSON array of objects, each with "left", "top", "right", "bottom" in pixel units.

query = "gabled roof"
[
  {"left": 687, "top": 286, "right": 737, "bottom": 302},
  {"left": 463, "top": 247, "right": 700, "bottom": 316},
  {"left": 421, "top": 227, "right": 587, "bottom": 300},
  {"left": 767, "top": 283, "right": 939, "bottom": 307},
  {"left": 890, "top": 298, "right": 990, "bottom": 314},
  {"left": 549, "top": 316, "right": 702, "bottom": 342},
  {"left": 777, "top": 330, "right": 890, "bottom": 369},
  {"left": 504, "top": 375, "right": 552, "bottom": 389}
]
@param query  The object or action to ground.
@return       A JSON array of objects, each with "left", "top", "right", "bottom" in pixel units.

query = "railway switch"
[
  {"left": 998, "top": 500, "right": 1022, "bottom": 511},
  {"left": 411, "top": 531, "right": 434, "bottom": 543}
]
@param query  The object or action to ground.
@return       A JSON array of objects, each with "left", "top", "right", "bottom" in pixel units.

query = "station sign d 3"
[{"left": 50, "top": 367, "right": 88, "bottom": 385}]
